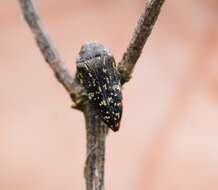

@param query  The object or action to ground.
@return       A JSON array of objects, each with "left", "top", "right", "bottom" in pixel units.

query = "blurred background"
[{"left": 1, "top": 0, "right": 218, "bottom": 189}]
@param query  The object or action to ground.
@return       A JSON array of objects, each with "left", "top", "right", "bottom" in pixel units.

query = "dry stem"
[
  {"left": 18, "top": 0, "right": 165, "bottom": 189},
  {"left": 118, "top": 0, "right": 165, "bottom": 84}
]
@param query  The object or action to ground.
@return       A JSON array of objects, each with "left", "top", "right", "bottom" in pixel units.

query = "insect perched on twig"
[{"left": 76, "top": 42, "right": 123, "bottom": 131}]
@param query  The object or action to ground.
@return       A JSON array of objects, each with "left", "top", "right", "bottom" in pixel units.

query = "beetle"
[{"left": 76, "top": 42, "right": 122, "bottom": 131}]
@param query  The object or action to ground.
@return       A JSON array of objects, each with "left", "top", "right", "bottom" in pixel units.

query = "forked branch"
[{"left": 18, "top": 0, "right": 165, "bottom": 189}]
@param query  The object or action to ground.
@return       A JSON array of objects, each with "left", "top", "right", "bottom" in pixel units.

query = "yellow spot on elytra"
[
  {"left": 84, "top": 64, "right": 89, "bottom": 70},
  {"left": 112, "top": 85, "right": 120, "bottom": 91},
  {"left": 103, "top": 84, "right": 107, "bottom": 90},
  {"left": 103, "top": 56, "right": 106, "bottom": 65},
  {"left": 88, "top": 92, "right": 94, "bottom": 97},
  {"left": 108, "top": 97, "right": 112, "bottom": 102},
  {"left": 116, "top": 113, "right": 120, "bottom": 117},
  {"left": 98, "top": 87, "right": 102, "bottom": 92},
  {"left": 112, "top": 61, "right": 116, "bottom": 68},
  {"left": 100, "top": 100, "right": 107, "bottom": 106}
]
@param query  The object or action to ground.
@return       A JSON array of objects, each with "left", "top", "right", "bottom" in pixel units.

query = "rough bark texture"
[
  {"left": 84, "top": 104, "right": 108, "bottom": 190},
  {"left": 118, "top": 0, "right": 165, "bottom": 84},
  {"left": 18, "top": 0, "right": 82, "bottom": 103},
  {"left": 18, "top": 0, "right": 165, "bottom": 189}
]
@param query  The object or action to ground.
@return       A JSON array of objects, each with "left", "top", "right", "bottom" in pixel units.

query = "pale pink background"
[{"left": 1, "top": 0, "right": 218, "bottom": 190}]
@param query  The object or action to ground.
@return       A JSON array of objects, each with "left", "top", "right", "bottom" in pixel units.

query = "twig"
[
  {"left": 84, "top": 104, "right": 108, "bottom": 190},
  {"left": 18, "top": 0, "right": 165, "bottom": 189},
  {"left": 18, "top": 1, "right": 107, "bottom": 189},
  {"left": 118, "top": 0, "right": 165, "bottom": 84},
  {"left": 18, "top": 0, "right": 82, "bottom": 102}
]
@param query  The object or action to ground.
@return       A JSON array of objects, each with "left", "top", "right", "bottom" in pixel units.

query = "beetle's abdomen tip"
[
  {"left": 109, "top": 124, "right": 120, "bottom": 132},
  {"left": 111, "top": 127, "right": 119, "bottom": 132}
]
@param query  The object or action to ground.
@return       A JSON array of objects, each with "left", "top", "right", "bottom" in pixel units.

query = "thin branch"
[
  {"left": 84, "top": 104, "right": 108, "bottom": 190},
  {"left": 118, "top": 0, "right": 165, "bottom": 84},
  {"left": 18, "top": 0, "right": 166, "bottom": 190},
  {"left": 18, "top": 0, "right": 82, "bottom": 101}
]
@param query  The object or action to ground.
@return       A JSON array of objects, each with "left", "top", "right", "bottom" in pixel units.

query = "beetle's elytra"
[{"left": 76, "top": 42, "right": 122, "bottom": 131}]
